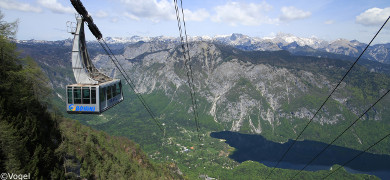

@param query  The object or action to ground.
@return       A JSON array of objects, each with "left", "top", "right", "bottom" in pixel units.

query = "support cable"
[
  {"left": 174, "top": 0, "right": 201, "bottom": 140},
  {"left": 179, "top": 0, "right": 200, "bottom": 129},
  {"left": 266, "top": 15, "right": 390, "bottom": 179},
  {"left": 101, "top": 40, "right": 158, "bottom": 119},
  {"left": 291, "top": 89, "right": 390, "bottom": 179},
  {"left": 97, "top": 40, "right": 164, "bottom": 133},
  {"left": 323, "top": 132, "right": 390, "bottom": 179}
]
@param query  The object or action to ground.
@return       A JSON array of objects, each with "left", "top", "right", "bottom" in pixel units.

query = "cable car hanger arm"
[{"left": 70, "top": 0, "right": 102, "bottom": 40}]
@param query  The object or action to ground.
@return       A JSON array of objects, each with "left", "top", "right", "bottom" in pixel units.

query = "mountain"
[
  {"left": 85, "top": 40, "right": 390, "bottom": 153},
  {"left": 76, "top": 33, "right": 390, "bottom": 65},
  {"left": 209, "top": 33, "right": 390, "bottom": 64},
  {"left": 16, "top": 36, "right": 390, "bottom": 151},
  {"left": 96, "top": 40, "right": 389, "bottom": 179},
  {"left": 16, "top": 33, "right": 390, "bottom": 65},
  {"left": 15, "top": 36, "right": 390, "bottom": 179}
]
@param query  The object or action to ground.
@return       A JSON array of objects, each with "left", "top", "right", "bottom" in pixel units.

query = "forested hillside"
[{"left": 0, "top": 12, "right": 182, "bottom": 179}]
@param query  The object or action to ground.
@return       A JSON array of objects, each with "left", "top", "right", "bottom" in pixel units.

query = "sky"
[{"left": 1, "top": 0, "right": 390, "bottom": 44}]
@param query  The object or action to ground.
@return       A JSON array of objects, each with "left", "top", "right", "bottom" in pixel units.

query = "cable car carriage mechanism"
[{"left": 66, "top": 0, "right": 123, "bottom": 114}]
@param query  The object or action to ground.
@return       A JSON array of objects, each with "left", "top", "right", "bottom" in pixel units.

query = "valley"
[{"left": 16, "top": 35, "right": 390, "bottom": 179}]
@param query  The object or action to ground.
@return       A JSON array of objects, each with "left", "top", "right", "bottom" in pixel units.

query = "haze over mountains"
[
  {"left": 17, "top": 33, "right": 390, "bottom": 65},
  {"left": 103, "top": 33, "right": 390, "bottom": 64}
]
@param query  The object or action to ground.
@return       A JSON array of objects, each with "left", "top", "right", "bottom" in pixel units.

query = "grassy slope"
[{"left": 57, "top": 117, "right": 183, "bottom": 179}]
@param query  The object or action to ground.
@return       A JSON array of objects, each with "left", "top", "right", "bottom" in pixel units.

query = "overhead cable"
[
  {"left": 173, "top": 0, "right": 201, "bottom": 140},
  {"left": 323, "top": 132, "right": 390, "bottom": 179},
  {"left": 266, "top": 15, "right": 390, "bottom": 179},
  {"left": 97, "top": 40, "right": 164, "bottom": 133},
  {"left": 291, "top": 89, "right": 390, "bottom": 179}
]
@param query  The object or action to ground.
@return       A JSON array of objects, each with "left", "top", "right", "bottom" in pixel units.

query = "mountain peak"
[
  {"left": 16, "top": 33, "right": 390, "bottom": 64},
  {"left": 230, "top": 33, "right": 247, "bottom": 40}
]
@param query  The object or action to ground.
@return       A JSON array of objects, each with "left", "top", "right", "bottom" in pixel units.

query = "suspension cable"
[
  {"left": 97, "top": 40, "right": 164, "bottom": 133},
  {"left": 323, "top": 132, "right": 390, "bottom": 179},
  {"left": 101, "top": 40, "right": 159, "bottom": 119},
  {"left": 266, "top": 15, "right": 390, "bottom": 179},
  {"left": 291, "top": 89, "right": 390, "bottom": 179},
  {"left": 174, "top": 0, "right": 201, "bottom": 140},
  {"left": 180, "top": 0, "right": 201, "bottom": 138}
]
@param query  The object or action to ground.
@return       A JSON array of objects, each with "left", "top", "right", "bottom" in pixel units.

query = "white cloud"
[
  {"left": 120, "top": 0, "right": 175, "bottom": 22},
  {"left": 120, "top": 0, "right": 209, "bottom": 22},
  {"left": 95, "top": 10, "right": 109, "bottom": 18},
  {"left": 0, "top": 0, "right": 41, "bottom": 13},
  {"left": 123, "top": 12, "right": 140, "bottom": 21},
  {"left": 280, "top": 6, "right": 311, "bottom": 22},
  {"left": 183, "top": 9, "right": 209, "bottom": 22},
  {"left": 37, "top": 0, "right": 74, "bottom": 14},
  {"left": 324, "top": 20, "right": 334, "bottom": 25},
  {"left": 356, "top": 7, "right": 390, "bottom": 26},
  {"left": 212, "top": 1, "right": 276, "bottom": 26},
  {"left": 111, "top": 17, "right": 119, "bottom": 23}
]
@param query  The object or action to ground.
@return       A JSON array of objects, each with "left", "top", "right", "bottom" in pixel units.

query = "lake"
[{"left": 210, "top": 131, "right": 390, "bottom": 179}]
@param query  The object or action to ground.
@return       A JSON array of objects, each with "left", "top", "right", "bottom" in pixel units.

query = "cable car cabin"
[
  {"left": 66, "top": 79, "right": 123, "bottom": 114},
  {"left": 66, "top": 13, "right": 123, "bottom": 114}
]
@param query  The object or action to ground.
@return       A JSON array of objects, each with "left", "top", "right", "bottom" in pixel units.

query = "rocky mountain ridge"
[
  {"left": 16, "top": 33, "right": 390, "bottom": 64},
  {"left": 16, "top": 37, "right": 390, "bottom": 135},
  {"left": 91, "top": 40, "right": 389, "bottom": 135},
  {"left": 15, "top": 35, "right": 390, "bottom": 155}
]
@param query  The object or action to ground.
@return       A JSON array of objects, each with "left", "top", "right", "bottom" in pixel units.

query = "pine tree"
[{"left": 0, "top": 10, "right": 64, "bottom": 179}]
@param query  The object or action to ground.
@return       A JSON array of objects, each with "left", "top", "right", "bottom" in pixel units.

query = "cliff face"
[
  {"left": 92, "top": 40, "right": 389, "bottom": 134},
  {"left": 14, "top": 36, "right": 390, "bottom": 157}
]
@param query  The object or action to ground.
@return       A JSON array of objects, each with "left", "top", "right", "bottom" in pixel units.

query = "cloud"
[
  {"left": 120, "top": 0, "right": 209, "bottom": 22},
  {"left": 184, "top": 9, "right": 209, "bottom": 22},
  {"left": 356, "top": 7, "right": 390, "bottom": 26},
  {"left": 37, "top": 0, "right": 74, "bottom": 14},
  {"left": 111, "top": 17, "right": 119, "bottom": 23},
  {"left": 123, "top": 12, "right": 140, "bottom": 21},
  {"left": 0, "top": 0, "right": 41, "bottom": 13},
  {"left": 324, "top": 20, "right": 334, "bottom": 25},
  {"left": 120, "top": 0, "right": 175, "bottom": 22},
  {"left": 212, "top": 1, "right": 276, "bottom": 26},
  {"left": 95, "top": 10, "right": 109, "bottom": 18},
  {"left": 280, "top": 6, "right": 311, "bottom": 22}
]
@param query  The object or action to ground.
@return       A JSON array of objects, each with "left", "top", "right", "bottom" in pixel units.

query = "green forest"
[
  {"left": 0, "top": 13, "right": 182, "bottom": 179},
  {"left": 0, "top": 11, "right": 386, "bottom": 179}
]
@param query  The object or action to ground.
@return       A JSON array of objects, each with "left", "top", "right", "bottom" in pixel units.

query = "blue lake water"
[{"left": 210, "top": 131, "right": 390, "bottom": 179}]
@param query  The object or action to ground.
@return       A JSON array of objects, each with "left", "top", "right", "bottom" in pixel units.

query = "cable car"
[{"left": 66, "top": 0, "right": 123, "bottom": 114}]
